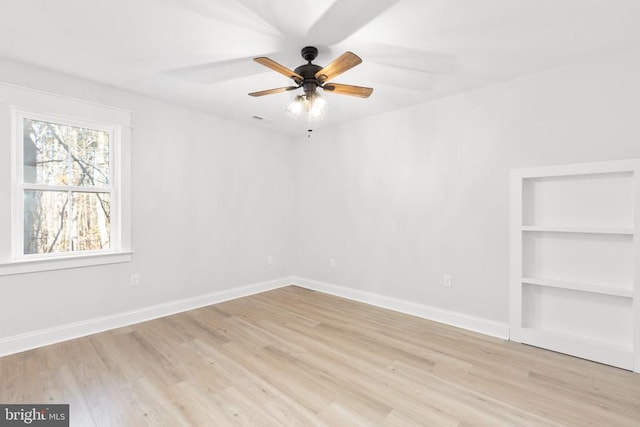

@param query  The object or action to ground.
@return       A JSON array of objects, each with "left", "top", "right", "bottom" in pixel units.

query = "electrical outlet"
[
  {"left": 329, "top": 258, "right": 336, "bottom": 268},
  {"left": 443, "top": 275, "right": 452, "bottom": 288},
  {"left": 267, "top": 255, "right": 274, "bottom": 265},
  {"left": 131, "top": 273, "right": 140, "bottom": 287}
]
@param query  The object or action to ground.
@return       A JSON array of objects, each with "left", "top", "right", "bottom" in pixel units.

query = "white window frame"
[
  {"left": 13, "top": 109, "right": 121, "bottom": 260},
  {"left": 0, "top": 82, "right": 132, "bottom": 275}
]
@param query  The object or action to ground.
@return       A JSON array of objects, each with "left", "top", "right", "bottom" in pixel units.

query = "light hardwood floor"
[{"left": 1, "top": 286, "right": 639, "bottom": 426}]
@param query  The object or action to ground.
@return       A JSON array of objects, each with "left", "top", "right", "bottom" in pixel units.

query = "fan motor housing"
[{"left": 294, "top": 63, "right": 323, "bottom": 95}]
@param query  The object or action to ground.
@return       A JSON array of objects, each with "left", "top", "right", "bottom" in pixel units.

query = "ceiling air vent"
[{"left": 252, "top": 115, "right": 274, "bottom": 123}]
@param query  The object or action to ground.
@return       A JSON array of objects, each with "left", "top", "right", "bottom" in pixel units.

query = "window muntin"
[{"left": 16, "top": 112, "right": 118, "bottom": 257}]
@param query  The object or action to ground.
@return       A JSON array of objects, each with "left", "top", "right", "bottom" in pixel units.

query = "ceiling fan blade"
[
  {"left": 249, "top": 86, "right": 298, "bottom": 97},
  {"left": 254, "top": 57, "right": 303, "bottom": 81},
  {"left": 323, "top": 83, "right": 373, "bottom": 98},
  {"left": 307, "top": 0, "right": 401, "bottom": 46},
  {"left": 315, "top": 52, "right": 362, "bottom": 83}
]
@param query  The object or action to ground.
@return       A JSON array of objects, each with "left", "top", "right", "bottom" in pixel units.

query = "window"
[
  {"left": 0, "top": 82, "right": 131, "bottom": 275},
  {"left": 18, "top": 113, "right": 116, "bottom": 256}
]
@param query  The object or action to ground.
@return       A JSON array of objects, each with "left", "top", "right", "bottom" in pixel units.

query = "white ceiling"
[{"left": 1, "top": 0, "right": 639, "bottom": 136}]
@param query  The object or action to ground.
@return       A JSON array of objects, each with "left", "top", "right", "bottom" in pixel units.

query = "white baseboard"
[
  {"left": 0, "top": 275, "right": 509, "bottom": 357},
  {"left": 292, "top": 277, "right": 510, "bottom": 340},
  {"left": 0, "top": 277, "right": 293, "bottom": 357}
]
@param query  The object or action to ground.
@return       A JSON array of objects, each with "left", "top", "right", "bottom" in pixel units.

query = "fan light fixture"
[{"left": 286, "top": 92, "right": 328, "bottom": 120}]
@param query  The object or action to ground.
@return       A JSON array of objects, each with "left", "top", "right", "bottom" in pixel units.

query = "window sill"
[{"left": 0, "top": 251, "right": 133, "bottom": 276}]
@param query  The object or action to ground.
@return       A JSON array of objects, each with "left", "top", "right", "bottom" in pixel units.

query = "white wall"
[
  {"left": 0, "top": 58, "right": 296, "bottom": 340},
  {"left": 293, "top": 47, "right": 640, "bottom": 324}
]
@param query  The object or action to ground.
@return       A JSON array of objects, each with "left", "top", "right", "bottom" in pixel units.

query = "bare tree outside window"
[{"left": 22, "top": 118, "right": 111, "bottom": 255}]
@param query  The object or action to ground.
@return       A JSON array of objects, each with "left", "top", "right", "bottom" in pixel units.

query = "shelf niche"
[
  {"left": 522, "top": 171, "right": 634, "bottom": 229},
  {"left": 511, "top": 159, "right": 640, "bottom": 372}
]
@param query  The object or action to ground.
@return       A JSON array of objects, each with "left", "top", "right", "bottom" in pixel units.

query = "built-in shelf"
[
  {"left": 520, "top": 327, "right": 633, "bottom": 353},
  {"left": 521, "top": 226, "right": 634, "bottom": 235},
  {"left": 518, "top": 327, "right": 633, "bottom": 370},
  {"left": 511, "top": 159, "right": 640, "bottom": 372},
  {"left": 521, "top": 277, "right": 633, "bottom": 298}
]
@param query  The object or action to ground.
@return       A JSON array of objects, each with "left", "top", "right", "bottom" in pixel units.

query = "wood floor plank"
[{"left": 1, "top": 286, "right": 639, "bottom": 426}]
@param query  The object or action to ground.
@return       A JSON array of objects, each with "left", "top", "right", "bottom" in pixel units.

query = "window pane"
[
  {"left": 24, "top": 190, "right": 70, "bottom": 254},
  {"left": 70, "top": 192, "right": 111, "bottom": 251},
  {"left": 23, "top": 118, "right": 110, "bottom": 187},
  {"left": 23, "top": 190, "right": 110, "bottom": 254}
]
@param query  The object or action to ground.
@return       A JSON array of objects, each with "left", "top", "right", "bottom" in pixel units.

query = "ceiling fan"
[{"left": 249, "top": 46, "right": 373, "bottom": 99}]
